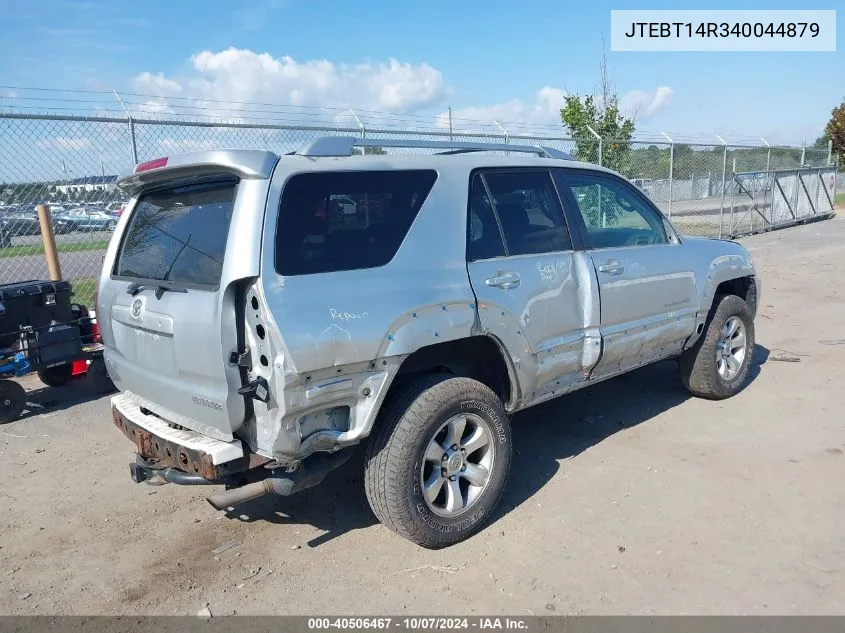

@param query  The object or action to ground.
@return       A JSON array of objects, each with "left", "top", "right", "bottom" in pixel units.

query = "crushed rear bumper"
[{"left": 111, "top": 392, "right": 270, "bottom": 482}]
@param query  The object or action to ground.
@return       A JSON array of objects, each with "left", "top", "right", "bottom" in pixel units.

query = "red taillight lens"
[{"left": 135, "top": 157, "right": 168, "bottom": 173}]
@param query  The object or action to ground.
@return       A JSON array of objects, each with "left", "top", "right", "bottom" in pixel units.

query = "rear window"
[
  {"left": 275, "top": 170, "right": 437, "bottom": 275},
  {"left": 114, "top": 179, "right": 236, "bottom": 287}
]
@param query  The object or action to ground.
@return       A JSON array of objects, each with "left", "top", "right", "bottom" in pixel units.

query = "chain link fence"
[{"left": 0, "top": 111, "right": 838, "bottom": 296}]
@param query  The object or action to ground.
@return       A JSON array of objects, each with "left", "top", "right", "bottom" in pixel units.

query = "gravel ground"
[{"left": 0, "top": 214, "right": 843, "bottom": 616}]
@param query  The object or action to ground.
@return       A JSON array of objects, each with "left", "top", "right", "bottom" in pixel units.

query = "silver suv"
[{"left": 99, "top": 137, "right": 759, "bottom": 548}]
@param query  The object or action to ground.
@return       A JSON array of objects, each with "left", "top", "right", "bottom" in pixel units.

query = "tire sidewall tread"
[
  {"left": 680, "top": 294, "right": 755, "bottom": 400},
  {"left": 364, "top": 374, "right": 512, "bottom": 549}
]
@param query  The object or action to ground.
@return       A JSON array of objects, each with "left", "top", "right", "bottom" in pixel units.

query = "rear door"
[
  {"left": 99, "top": 155, "right": 274, "bottom": 442},
  {"left": 466, "top": 169, "right": 595, "bottom": 404},
  {"left": 555, "top": 169, "right": 697, "bottom": 379}
]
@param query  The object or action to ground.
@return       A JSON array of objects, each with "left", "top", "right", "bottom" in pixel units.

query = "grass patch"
[
  {"left": 70, "top": 277, "right": 98, "bottom": 308},
  {"left": 0, "top": 239, "right": 110, "bottom": 258},
  {"left": 836, "top": 192, "right": 845, "bottom": 206}
]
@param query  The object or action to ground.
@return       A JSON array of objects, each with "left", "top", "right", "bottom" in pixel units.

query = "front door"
[{"left": 555, "top": 170, "right": 698, "bottom": 379}]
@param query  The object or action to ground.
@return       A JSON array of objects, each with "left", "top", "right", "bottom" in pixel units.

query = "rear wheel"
[
  {"left": 364, "top": 374, "right": 512, "bottom": 548},
  {"left": 37, "top": 364, "right": 74, "bottom": 388},
  {"left": 0, "top": 380, "right": 26, "bottom": 423},
  {"left": 679, "top": 294, "right": 755, "bottom": 399}
]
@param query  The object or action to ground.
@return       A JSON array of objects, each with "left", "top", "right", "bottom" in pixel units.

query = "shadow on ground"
[
  {"left": 227, "top": 346, "right": 771, "bottom": 546},
  {"left": 5, "top": 374, "right": 116, "bottom": 423}
]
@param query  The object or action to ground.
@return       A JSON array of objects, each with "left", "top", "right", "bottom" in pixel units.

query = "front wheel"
[
  {"left": 679, "top": 294, "right": 755, "bottom": 399},
  {"left": 364, "top": 375, "right": 512, "bottom": 548}
]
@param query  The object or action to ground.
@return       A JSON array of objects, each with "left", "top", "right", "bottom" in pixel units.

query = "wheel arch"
[{"left": 389, "top": 334, "right": 520, "bottom": 411}]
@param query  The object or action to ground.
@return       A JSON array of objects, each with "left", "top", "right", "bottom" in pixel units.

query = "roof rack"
[{"left": 296, "top": 136, "right": 573, "bottom": 160}]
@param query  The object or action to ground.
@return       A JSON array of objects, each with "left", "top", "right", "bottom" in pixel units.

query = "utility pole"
[{"left": 448, "top": 106, "right": 453, "bottom": 141}]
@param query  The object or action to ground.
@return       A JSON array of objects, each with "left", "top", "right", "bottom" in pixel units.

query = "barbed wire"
[{"left": 0, "top": 85, "right": 824, "bottom": 147}]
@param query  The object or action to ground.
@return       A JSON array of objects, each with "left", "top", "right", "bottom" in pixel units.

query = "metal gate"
[{"left": 727, "top": 167, "right": 837, "bottom": 238}]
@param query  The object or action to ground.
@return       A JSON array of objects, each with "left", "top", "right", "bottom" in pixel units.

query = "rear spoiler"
[{"left": 116, "top": 149, "right": 279, "bottom": 196}]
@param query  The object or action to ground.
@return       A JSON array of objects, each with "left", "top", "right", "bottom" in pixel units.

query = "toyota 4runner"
[{"left": 98, "top": 137, "right": 759, "bottom": 548}]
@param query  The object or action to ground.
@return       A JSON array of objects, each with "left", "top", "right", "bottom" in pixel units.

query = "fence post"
[
  {"left": 828, "top": 140, "right": 834, "bottom": 166},
  {"left": 586, "top": 126, "right": 602, "bottom": 166},
  {"left": 494, "top": 121, "right": 509, "bottom": 145},
  {"left": 114, "top": 91, "right": 138, "bottom": 165},
  {"left": 662, "top": 132, "right": 674, "bottom": 220},
  {"left": 800, "top": 137, "right": 806, "bottom": 167},
  {"left": 128, "top": 119, "right": 139, "bottom": 165},
  {"left": 36, "top": 204, "right": 62, "bottom": 281},
  {"left": 761, "top": 137, "right": 771, "bottom": 171},
  {"left": 717, "top": 135, "right": 728, "bottom": 239}
]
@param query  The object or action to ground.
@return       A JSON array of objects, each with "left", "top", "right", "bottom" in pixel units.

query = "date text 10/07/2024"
[
  {"left": 307, "top": 617, "right": 528, "bottom": 630},
  {"left": 623, "top": 22, "right": 820, "bottom": 38}
]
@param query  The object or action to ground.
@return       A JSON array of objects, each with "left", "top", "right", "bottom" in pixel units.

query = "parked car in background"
[
  {"left": 106, "top": 203, "right": 126, "bottom": 217},
  {"left": 631, "top": 178, "right": 654, "bottom": 197},
  {"left": 56, "top": 209, "right": 118, "bottom": 232},
  {"left": 0, "top": 209, "right": 77, "bottom": 246}
]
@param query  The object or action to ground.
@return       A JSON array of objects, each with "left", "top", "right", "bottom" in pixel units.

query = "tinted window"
[
  {"left": 466, "top": 174, "right": 506, "bottom": 261},
  {"left": 275, "top": 170, "right": 437, "bottom": 275},
  {"left": 565, "top": 174, "right": 667, "bottom": 249},
  {"left": 114, "top": 180, "right": 236, "bottom": 286},
  {"left": 483, "top": 171, "right": 571, "bottom": 256}
]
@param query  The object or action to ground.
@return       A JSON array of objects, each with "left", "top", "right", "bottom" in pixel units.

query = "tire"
[
  {"left": 37, "top": 364, "right": 74, "bottom": 388},
  {"left": 0, "top": 379, "right": 26, "bottom": 423},
  {"left": 87, "top": 357, "right": 116, "bottom": 395},
  {"left": 107, "top": 220, "right": 117, "bottom": 231},
  {"left": 679, "top": 294, "right": 755, "bottom": 400},
  {"left": 364, "top": 374, "right": 512, "bottom": 548}
]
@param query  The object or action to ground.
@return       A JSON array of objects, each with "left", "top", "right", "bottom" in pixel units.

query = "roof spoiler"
[{"left": 116, "top": 149, "right": 279, "bottom": 195}]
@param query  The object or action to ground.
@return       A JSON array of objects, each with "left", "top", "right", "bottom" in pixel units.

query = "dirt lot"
[{"left": 1, "top": 215, "right": 844, "bottom": 616}]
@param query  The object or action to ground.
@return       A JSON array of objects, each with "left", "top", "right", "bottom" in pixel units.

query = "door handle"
[
  {"left": 485, "top": 271, "right": 520, "bottom": 289},
  {"left": 598, "top": 259, "right": 624, "bottom": 275}
]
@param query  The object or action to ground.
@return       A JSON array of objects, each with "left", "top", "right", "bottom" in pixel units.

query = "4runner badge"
[{"left": 130, "top": 298, "right": 144, "bottom": 320}]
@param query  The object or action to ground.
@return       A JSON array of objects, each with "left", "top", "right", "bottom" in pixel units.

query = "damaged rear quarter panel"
[{"left": 246, "top": 160, "right": 478, "bottom": 460}]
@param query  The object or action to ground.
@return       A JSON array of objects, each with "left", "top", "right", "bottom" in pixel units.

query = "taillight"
[
  {"left": 135, "top": 157, "right": 168, "bottom": 173},
  {"left": 89, "top": 309, "right": 102, "bottom": 343}
]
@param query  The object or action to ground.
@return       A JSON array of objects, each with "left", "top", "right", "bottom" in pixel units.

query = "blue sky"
[{"left": 0, "top": 0, "right": 841, "bottom": 144}]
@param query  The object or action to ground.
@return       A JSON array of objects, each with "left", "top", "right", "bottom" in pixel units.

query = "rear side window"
[
  {"left": 275, "top": 170, "right": 437, "bottom": 275},
  {"left": 114, "top": 179, "right": 236, "bottom": 287}
]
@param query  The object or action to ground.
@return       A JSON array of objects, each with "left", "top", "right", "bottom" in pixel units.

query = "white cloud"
[
  {"left": 132, "top": 72, "right": 183, "bottom": 95},
  {"left": 130, "top": 48, "right": 449, "bottom": 117},
  {"left": 434, "top": 86, "right": 568, "bottom": 132},
  {"left": 438, "top": 85, "right": 673, "bottom": 133},
  {"left": 618, "top": 86, "right": 673, "bottom": 120},
  {"left": 38, "top": 137, "right": 93, "bottom": 151},
  {"left": 155, "top": 138, "right": 219, "bottom": 153}
]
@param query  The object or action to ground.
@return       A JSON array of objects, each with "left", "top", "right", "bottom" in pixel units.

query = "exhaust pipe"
[{"left": 206, "top": 449, "right": 353, "bottom": 511}]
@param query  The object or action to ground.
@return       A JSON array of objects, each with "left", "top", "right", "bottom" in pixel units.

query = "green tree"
[
  {"left": 559, "top": 48, "right": 635, "bottom": 172},
  {"left": 353, "top": 146, "right": 387, "bottom": 155},
  {"left": 823, "top": 100, "right": 845, "bottom": 165},
  {"left": 812, "top": 133, "right": 829, "bottom": 149},
  {"left": 560, "top": 93, "right": 635, "bottom": 172}
]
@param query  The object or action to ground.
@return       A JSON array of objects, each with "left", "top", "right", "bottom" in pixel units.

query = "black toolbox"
[{"left": 0, "top": 280, "right": 74, "bottom": 349}]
